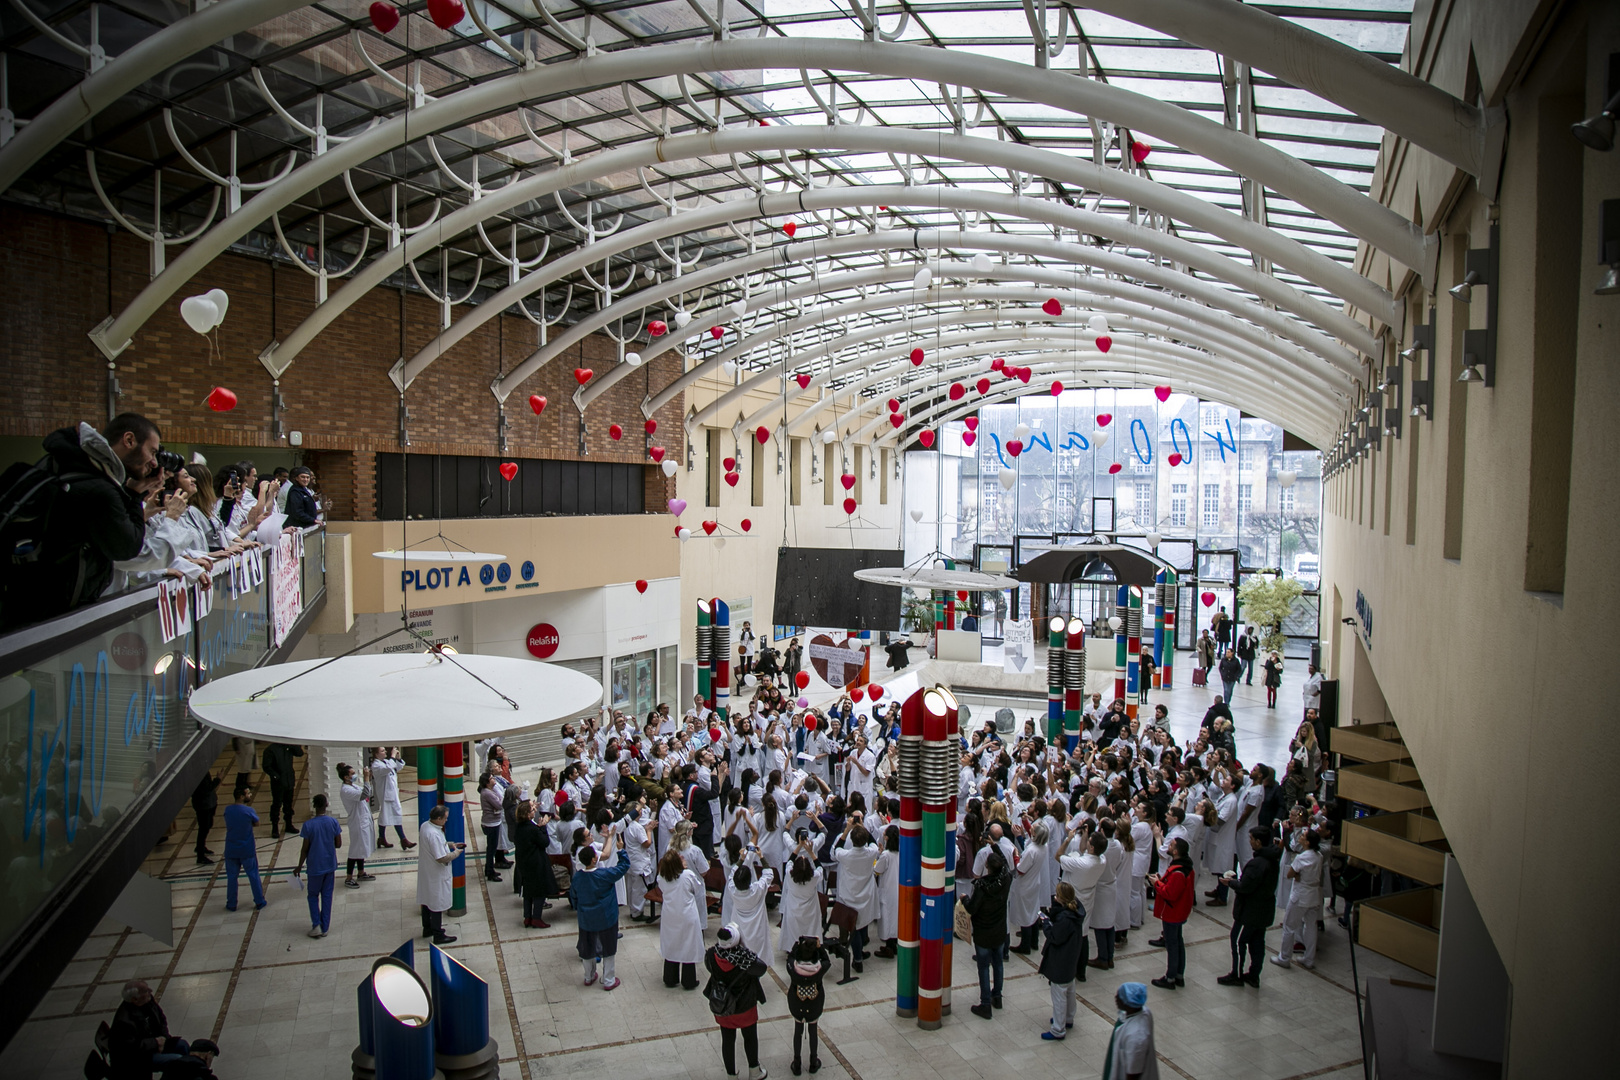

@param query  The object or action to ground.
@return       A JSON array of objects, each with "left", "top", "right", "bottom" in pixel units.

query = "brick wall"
[{"left": 0, "top": 206, "right": 683, "bottom": 520}]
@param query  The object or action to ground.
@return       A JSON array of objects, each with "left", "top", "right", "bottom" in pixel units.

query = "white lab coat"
[
  {"left": 846, "top": 749, "right": 877, "bottom": 807},
  {"left": 417, "top": 821, "right": 454, "bottom": 912},
  {"left": 1059, "top": 850, "right": 1107, "bottom": 934},
  {"left": 340, "top": 780, "right": 376, "bottom": 862},
  {"left": 1206, "top": 792, "right": 1241, "bottom": 877},
  {"left": 371, "top": 758, "right": 406, "bottom": 827},
  {"left": 1091, "top": 839, "right": 1123, "bottom": 931},
  {"left": 733, "top": 868, "right": 775, "bottom": 960},
  {"left": 1007, "top": 842, "right": 1046, "bottom": 932},
  {"left": 1107, "top": 1008, "right": 1161, "bottom": 1080},
  {"left": 834, "top": 840, "right": 879, "bottom": 928},
  {"left": 779, "top": 866, "right": 824, "bottom": 952},
  {"left": 874, "top": 848, "right": 900, "bottom": 941},
  {"left": 658, "top": 868, "right": 708, "bottom": 964}
]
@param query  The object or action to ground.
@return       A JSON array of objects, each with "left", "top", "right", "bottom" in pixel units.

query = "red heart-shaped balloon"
[
  {"left": 963, "top": 431, "right": 976, "bottom": 446},
  {"left": 1051, "top": 380, "right": 1064, "bottom": 396},
  {"left": 740, "top": 519, "right": 751, "bottom": 532},
  {"left": 919, "top": 429, "right": 936, "bottom": 448},
  {"left": 795, "top": 671, "right": 811, "bottom": 689},
  {"left": 957, "top": 590, "right": 969, "bottom": 602},
  {"left": 796, "top": 373, "right": 812, "bottom": 390},
  {"left": 1201, "top": 591, "right": 1217, "bottom": 607},
  {"left": 649, "top": 446, "right": 666, "bottom": 463},
  {"left": 910, "top": 348, "right": 925, "bottom": 366},
  {"left": 783, "top": 222, "right": 797, "bottom": 238},
  {"left": 635, "top": 579, "right": 648, "bottom": 593},
  {"left": 840, "top": 474, "right": 856, "bottom": 491},
  {"left": 949, "top": 382, "right": 965, "bottom": 400},
  {"left": 756, "top": 425, "right": 771, "bottom": 445},
  {"left": 1096, "top": 413, "right": 1113, "bottom": 427},
  {"left": 647, "top": 319, "right": 667, "bottom": 337},
  {"left": 1108, "top": 462, "right": 1123, "bottom": 474},
  {"left": 1017, "top": 367, "right": 1031, "bottom": 384},
  {"left": 976, "top": 377, "right": 992, "bottom": 394},
  {"left": 426, "top": 0, "right": 464, "bottom": 30},
  {"left": 843, "top": 497, "right": 857, "bottom": 515},
  {"left": 1155, "top": 385, "right": 1172, "bottom": 402},
  {"left": 991, "top": 357, "right": 1005, "bottom": 371},
  {"left": 1096, "top": 335, "right": 1113, "bottom": 353},
  {"left": 608, "top": 424, "right": 623, "bottom": 441},
  {"left": 710, "top": 326, "right": 725, "bottom": 340},
  {"left": 1042, "top": 298, "right": 1063, "bottom": 316},
  {"left": 723, "top": 457, "right": 737, "bottom": 471},
  {"left": 1132, "top": 141, "right": 1152, "bottom": 164},
  {"left": 850, "top": 687, "right": 865, "bottom": 703},
  {"left": 369, "top": 2, "right": 400, "bottom": 33},
  {"left": 574, "top": 367, "right": 593, "bottom": 385},
  {"left": 889, "top": 413, "right": 904, "bottom": 428},
  {"left": 528, "top": 394, "right": 547, "bottom": 415},
  {"left": 206, "top": 386, "right": 237, "bottom": 412},
  {"left": 867, "top": 684, "right": 883, "bottom": 701},
  {"left": 964, "top": 417, "right": 979, "bottom": 431},
  {"left": 702, "top": 521, "right": 717, "bottom": 535},
  {"left": 499, "top": 462, "right": 518, "bottom": 481},
  {"left": 887, "top": 398, "right": 900, "bottom": 413},
  {"left": 725, "top": 471, "right": 740, "bottom": 487},
  {"left": 645, "top": 419, "right": 658, "bottom": 435},
  {"left": 1168, "top": 452, "right": 1183, "bottom": 466},
  {"left": 804, "top": 715, "right": 817, "bottom": 730},
  {"left": 1006, "top": 440, "right": 1023, "bottom": 458}
]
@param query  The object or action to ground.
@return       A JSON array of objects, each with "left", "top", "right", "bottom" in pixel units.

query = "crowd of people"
[{"left": 0, "top": 413, "right": 323, "bottom": 631}]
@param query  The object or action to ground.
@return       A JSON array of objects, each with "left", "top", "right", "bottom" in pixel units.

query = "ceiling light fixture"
[{"left": 1571, "top": 84, "right": 1620, "bottom": 151}]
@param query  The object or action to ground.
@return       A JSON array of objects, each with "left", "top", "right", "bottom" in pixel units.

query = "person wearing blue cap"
[{"left": 1102, "top": 981, "right": 1158, "bottom": 1080}]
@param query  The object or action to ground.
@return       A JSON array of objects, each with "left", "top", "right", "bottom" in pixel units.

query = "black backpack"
[{"left": 0, "top": 455, "right": 106, "bottom": 618}]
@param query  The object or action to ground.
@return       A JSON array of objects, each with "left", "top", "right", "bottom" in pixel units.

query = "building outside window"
[
  {"left": 1170, "top": 483, "right": 1188, "bottom": 527},
  {"left": 1202, "top": 483, "right": 1220, "bottom": 528},
  {"left": 1134, "top": 480, "right": 1152, "bottom": 522},
  {"left": 1279, "top": 486, "right": 1295, "bottom": 512},
  {"left": 1238, "top": 483, "right": 1252, "bottom": 514},
  {"left": 1240, "top": 446, "right": 1255, "bottom": 473}
]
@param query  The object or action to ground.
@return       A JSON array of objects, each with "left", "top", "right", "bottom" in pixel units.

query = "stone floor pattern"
[{"left": 1, "top": 663, "right": 1420, "bottom": 1080}]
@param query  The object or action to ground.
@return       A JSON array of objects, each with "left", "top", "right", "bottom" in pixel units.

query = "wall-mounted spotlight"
[
  {"left": 1572, "top": 55, "right": 1620, "bottom": 150},
  {"left": 1598, "top": 199, "right": 1620, "bottom": 296},
  {"left": 1448, "top": 270, "right": 1481, "bottom": 303},
  {"left": 1452, "top": 226, "right": 1500, "bottom": 386},
  {"left": 1457, "top": 359, "right": 1484, "bottom": 383}
]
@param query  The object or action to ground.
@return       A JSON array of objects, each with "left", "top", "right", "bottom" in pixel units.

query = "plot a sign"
[{"left": 1003, "top": 620, "right": 1034, "bottom": 674}]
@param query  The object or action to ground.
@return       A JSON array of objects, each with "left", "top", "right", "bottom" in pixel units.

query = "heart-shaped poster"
[
  {"left": 1201, "top": 591, "right": 1217, "bottom": 607},
  {"left": 843, "top": 497, "right": 857, "bottom": 515},
  {"left": 1155, "top": 385, "right": 1172, "bottom": 402},
  {"left": 668, "top": 498, "right": 687, "bottom": 516},
  {"left": 608, "top": 424, "right": 623, "bottom": 441},
  {"left": 840, "top": 474, "right": 856, "bottom": 491},
  {"left": 756, "top": 425, "right": 771, "bottom": 445},
  {"left": 740, "top": 519, "right": 751, "bottom": 532},
  {"left": 1168, "top": 452, "right": 1183, "bottom": 466},
  {"left": 796, "top": 373, "right": 812, "bottom": 390},
  {"left": 976, "top": 377, "right": 992, "bottom": 394},
  {"left": 528, "top": 394, "right": 547, "bottom": 415},
  {"left": 1108, "top": 462, "right": 1123, "bottom": 474},
  {"left": 783, "top": 221, "right": 797, "bottom": 237},
  {"left": 910, "top": 348, "right": 925, "bottom": 366},
  {"left": 1096, "top": 413, "right": 1112, "bottom": 427},
  {"left": 991, "top": 357, "right": 1005, "bottom": 371},
  {"left": 369, "top": 2, "right": 400, "bottom": 33},
  {"left": 1042, "top": 297, "right": 1063, "bottom": 316},
  {"left": 1006, "top": 440, "right": 1023, "bottom": 458},
  {"left": 887, "top": 398, "right": 900, "bottom": 413},
  {"left": 206, "top": 386, "right": 237, "bottom": 412},
  {"left": 963, "top": 431, "right": 977, "bottom": 446},
  {"left": 635, "top": 579, "right": 648, "bottom": 593},
  {"left": 499, "top": 462, "right": 518, "bottom": 482},
  {"left": 949, "top": 382, "right": 965, "bottom": 400},
  {"left": 1132, "top": 141, "right": 1152, "bottom": 164},
  {"left": 649, "top": 446, "right": 666, "bottom": 463},
  {"left": 1050, "top": 380, "right": 1064, "bottom": 397},
  {"left": 702, "top": 521, "right": 717, "bottom": 535},
  {"left": 919, "top": 430, "right": 936, "bottom": 448},
  {"left": 647, "top": 319, "right": 668, "bottom": 337},
  {"left": 723, "top": 457, "right": 737, "bottom": 471},
  {"left": 964, "top": 417, "right": 979, "bottom": 431},
  {"left": 710, "top": 326, "right": 725, "bottom": 340},
  {"left": 1096, "top": 335, "right": 1113, "bottom": 353},
  {"left": 889, "top": 413, "right": 904, "bottom": 428},
  {"left": 574, "top": 367, "right": 593, "bottom": 385},
  {"left": 725, "top": 471, "right": 740, "bottom": 487},
  {"left": 645, "top": 419, "right": 658, "bottom": 435}
]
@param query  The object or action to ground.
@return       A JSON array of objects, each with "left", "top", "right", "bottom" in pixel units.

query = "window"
[
  {"left": 1237, "top": 484, "right": 1252, "bottom": 514},
  {"left": 750, "top": 435, "right": 765, "bottom": 507},
  {"left": 1170, "top": 483, "right": 1187, "bottom": 527},
  {"left": 706, "top": 429, "right": 723, "bottom": 507},
  {"left": 1278, "top": 486, "right": 1295, "bottom": 512},
  {"left": 1134, "top": 480, "right": 1152, "bottom": 518},
  {"left": 1201, "top": 406, "right": 1222, "bottom": 427},
  {"left": 823, "top": 443, "right": 836, "bottom": 506},
  {"left": 1202, "top": 483, "right": 1220, "bottom": 528},
  {"left": 853, "top": 445, "right": 865, "bottom": 502},
  {"left": 880, "top": 448, "right": 890, "bottom": 504},
  {"left": 790, "top": 438, "right": 803, "bottom": 505},
  {"left": 1203, "top": 442, "right": 1220, "bottom": 463},
  {"left": 1240, "top": 446, "right": 1255, "bottom": 473}
]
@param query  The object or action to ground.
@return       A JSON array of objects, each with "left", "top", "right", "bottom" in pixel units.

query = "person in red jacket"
[{"left": 1148, "top": 838, "right": 1195, "bottom": 990}]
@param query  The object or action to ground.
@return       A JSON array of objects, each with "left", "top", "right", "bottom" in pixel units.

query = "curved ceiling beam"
[
  {"left": 405, "top": 185, "right": 1375, "bottom": 395},
  {"left": 92, "top": 37, "right": 1403, "bottom": 361},
  {"left": 1082, "top": 0, "right": 1504, "bottom": 183},
  {"left": 0, "top": 0, "right": 310, "bottom": 195}
]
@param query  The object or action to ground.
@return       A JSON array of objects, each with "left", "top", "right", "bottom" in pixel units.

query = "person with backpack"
[
  {"left": 704, "top": 923, "right": 770, "bottom": 1080},
  {"left": 784, "top": 935, "right": 830, "bottom": 1074},
  {"left": 1037, "top": 881, "right": 1086, "bottom": 1040},
  {"left": 0, "top": 413, "right": 160, "bottom": 630}
]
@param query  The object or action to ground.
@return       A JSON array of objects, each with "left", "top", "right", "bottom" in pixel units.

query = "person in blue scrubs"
[
  {"left": 222, "top": 786, "right": 267, "bottom": 912},
  {"left": 294, "top": 792, "right": 343, "bottom": 938}
]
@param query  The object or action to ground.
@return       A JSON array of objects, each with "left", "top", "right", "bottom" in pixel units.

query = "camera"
[
  {"left": 155, "top": 449, "right": 185, "bottom": 475},
  {"left": 795, "top": 827, "right": 810, "bottom": 841}
]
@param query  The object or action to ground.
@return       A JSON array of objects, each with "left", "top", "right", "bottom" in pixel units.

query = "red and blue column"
[
  {"left": 1063, "top": 618, "right": 1084, "bottom": 752},
  {"left": 895, "top": 690, "right": 924, "bottom": 1017}
]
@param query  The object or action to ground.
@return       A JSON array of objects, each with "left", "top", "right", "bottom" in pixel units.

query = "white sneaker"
[
  {"left": 1299, "top": 959, "right": 1316, "bottom": 969},
  {"left": 747, "top": 1068, "right": 769, "bottom": 1080},
  {"left": 308, "top": 926, "right": 323, "bottom": 938},
  {"left": 1268, "top": 954, "right": 1291, "bottom": 968}
]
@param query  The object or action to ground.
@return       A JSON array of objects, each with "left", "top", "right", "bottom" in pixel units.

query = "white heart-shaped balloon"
[
  {"left": 204, "top": 288, "right": 230, "bottom": 327},
  {"left": 1092, "top": 431, "right": 1109, "bottom": 448},
  {"left": 180, "top": 295, "right": 218, "bottom": 335},
  {"left": 1108, "top": 615, "right": 1122, "bottom": 632},
  {"left": 998, "top": 467, "right": 1016, "bottom": 491},
  {"left": 909, "top": 509, "right": 924, "bottom": 523},
  {"left": 1145, "top": 532, "right": 1162, "bottom": 547},
  {"left": 971, "top": 254, "right": 993, "bottom": 274},
  {"left": 730, "top": 299, "right": 748, "bottom": 318},
  {"left": 1013, "top": 423, "right": 1030, "bottom": 441},
  {"left": 678, "top": 527, "right": 691, "bottom": 541},
  {"left": 661, "top": 460, "right": 678, "bottom": 478},
  {"left": 624, "top": 352, "right": 642, "bottom": 366},
  {"left": 912, "top": 266, "right": 933, "bottom": 290},
  {"left": 714, "top": 537, "right": 727, "bottom": 549},
  {"left": 821, "top": 430, "right": 837, "bottom": 444},
  {"left": 1088, "top": 314, "right": 1108, "bottom": 334},
  {"left": 673, "top": 310, "right": 692, "bottom": 328},
  {"left": 1278, "top": 470, "right": 1298, "bottom": 488},
  {"left": 721, "top": 360, "right": 737, "bottom": 376}
]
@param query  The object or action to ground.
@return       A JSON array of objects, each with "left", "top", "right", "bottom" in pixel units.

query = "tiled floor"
[{"left": 0, "top": 658, "right": 1413, "bottom": 1080}]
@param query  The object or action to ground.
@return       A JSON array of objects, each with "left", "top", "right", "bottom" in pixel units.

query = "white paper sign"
[{"left": 1002, "top": 619, "right": 1034, "bottom": 674}]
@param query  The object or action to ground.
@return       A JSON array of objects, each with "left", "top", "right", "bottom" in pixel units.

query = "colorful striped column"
[
  {"left": 1114, "top": 584, "right": 1128, "bottom": 706},
  {"left": 711, "top": 598, "right": 730, "bottom": 721},
  {"left": 916, "top": 686, "right": 953, "bottom": 1030},
  {"left": 1063, "top": 618, "right": 1084, "bottom": 752},
  {"left": 940, "top": 688, "right": 959, "bottom": 1018},
  {"left": 416, "top": 746, "right": 440, "bottom": 830},
  {"left": 1125, "top": 586, "right": 1143, "bottom": 720},
  {"left": 440, "top": 741, "right": 467, "bottom": 917},
  {"left": 1160, "top": 570, "right": 1177, "bottom": 689},
  {"left": 894, "top": 690, "right": 924, "bottom": 1018},
  {"left": 696, "top": 600, "right": 712, "bottom": 711},
  {"left": 1046, "top": 616, "right": 1065, "bottom": 744},
  {"left": 1151, "top": 571, "right": 1167, "bottom": 689}
]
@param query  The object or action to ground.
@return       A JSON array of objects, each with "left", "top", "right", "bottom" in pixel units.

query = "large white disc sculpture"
[{"left": 189, "top": 653, "right": 602, "bottom": 745}]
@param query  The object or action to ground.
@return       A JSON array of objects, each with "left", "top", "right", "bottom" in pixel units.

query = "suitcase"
[{"left": 1191, "top": 667, "right": 1208, "bottom": 687}]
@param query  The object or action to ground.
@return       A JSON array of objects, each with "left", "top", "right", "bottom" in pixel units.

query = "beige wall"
[{"left": 1323, "top": 2, "right": 1619, "bottom": 1070}]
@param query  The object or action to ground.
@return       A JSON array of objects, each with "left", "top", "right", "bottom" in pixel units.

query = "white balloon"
[
  {"left": 678, "top": 527, "right": 691, "bottom": 541},
  {"left": 179, "top": 295, "right": 218, "bottom": 335},
  {"left": 624, "top": 351, "right": 643, "bottom": 366},
  {"left": 743, "top": 673, "right": 756, "bottom": 686},
  {"left": 1145, "top": 531, "right": 1162, "bottom": 547},
  {"left": 971, "top": 254, "right": 993, "bottom": 274},
  {"left": 1108, "top": 615, "right": 1122, "bottom": 632},
  {"left": 730, "top": 299, "right": 748, "bottom": 317},
  {"left": 1092, "top": 431, "right": 1109, "bottom": 448},
  {"left": 1278, "top": 469, "right": 1298, "bottom": 488},
  {"left": 1013, "top": 423, "right": 1030, "bottom": 441},
  {"left": 822, "top": 429, "right": 837, "bottom": 444},
  {"left": 998, "top": 466, "right": 1016, "bottom": 491},
  {"left": 673, "top": 310, "right": 693, "bottom": 328},
  {"left": 204, "top": 288, "right": 230, "bottom": 328},
  {"left": 714, "top": 537, "right": 727, "bottom": 549},
  {"left": 912, "top": 266, "right": 932, "bottom": 290},
  {"left": 1088, "top": 314, "right": 1109, "bottom": 334},
  {"left": 721, "top": 360, "right": 737, "bottom": 376},
  {"left": 661, "top": 460, "right": 678, "bottom": 477},
  {"left": 909, "top": 509, "right": 924, "bottom": 523}
]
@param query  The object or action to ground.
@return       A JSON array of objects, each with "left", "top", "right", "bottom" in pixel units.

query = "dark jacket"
[
  {"left": 190, "top": 773, "right": 220, "bottom": 814},
  {"left": 1257, "top": 781, "right": 1284, "bottom": 831},
  {"left": 1200, "top": 702, "right": 1232, "bottom": 729},
  {"left": 1036, "top": 904, "right": 1086, "bottom": 982},
  {"left": 1218, "top": 655, "right": 1244, "bottom": 684},
  {"left": 1236, "top": 634, "right": 1257, "bottom": 661},
  {"left": 513, "top": 817, "right": 556, "bottom": 900},
  {"left": 0, "top": 425, "right": 147, "bottom": 628},
  {"left": 108, "top": 998, "right": 173, "bottom": 1078},
  {"left": 1231, "top": 843, "right": 1282, "bottom": 929},
  {"left": 283, "top": 482, "right": 320, "bottom": 528},
  {"left": 684, "top": 777, "right": 718, "bottom": 838},
  {"left": 260, "top": 744, "right": 302, "bottom": 792},
  {"left": 703, "top": 946, "right": 768, "bottom": 1017},
  {"left": 963, "top": 867, "right": 1011, "bottom": 948}
]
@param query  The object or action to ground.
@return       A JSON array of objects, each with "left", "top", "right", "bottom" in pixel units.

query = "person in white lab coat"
[
  {"left": 1059, "top": 829, "right": 1107, "bottom": 976},
  {"left": 1106, "top": 982, "right": 1161, "bottom": 1080},
  {"left": 1008, "top": 824, "right": 1050, "bottom": 954},
  {"left": 417, "top": 805, "right": 463, "bottom": 944},
  {"left": 1088, "top": 820, "right": 1123, "bottom": 968},
  {"left": 845, "top": 735, "right": 877, "bottom": 809},
  {"left": 872, "top": 825, "right": 901, "bottom": 957},
  {"left": 731, "top": 862, "right": 776, "bottom": 962},
  {"left": 1204, "top": 773, "right": 1242, "bottom": 905},
  {"left": 370, "top": 746, "right": 414, "bottom": 849},
  {"left": 656, "top": 849, "right": 708, "bottom": 990},
  {"left": 778, "top": 837, "right": 824, "bottom": 959},
  {"left": 1271, "top": 829, "right": 1324, "bottom": 969},
  {"left": 623, "top": 803, "right": 657, "bottom": 921},
  {"left": 336, "top": 763, "right": 375, "bottom": 890},
  {"left": 833, "top": 819, "right": 880, "bottom": 969},
  {"left": 1129, "top": 810, "right": 1154, "bottom": 930}
]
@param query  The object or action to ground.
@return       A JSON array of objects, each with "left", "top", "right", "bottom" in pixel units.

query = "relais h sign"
[{"left": 526, "top": 623, "right": 560, "bottom": 659}]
